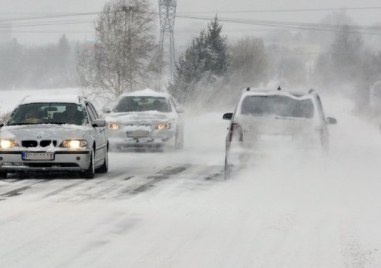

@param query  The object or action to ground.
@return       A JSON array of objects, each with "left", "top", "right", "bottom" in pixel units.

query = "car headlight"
[
  {"left": 108, "top": 122, "right": 120, "bottom": 130},
  {"left": 156, "top": 122, "right": 171, "bottom": 130},
  {"left": 0, "top": 139, "right": 18, "bottom": 149},
  {"left": 60, "top": 140, "right": 87, "bottom": 149}
]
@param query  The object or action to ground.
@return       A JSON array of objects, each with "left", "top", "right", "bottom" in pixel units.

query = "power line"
[
  {"left": 177, "top": 6, "right": 381, "bottom": 14},
  {"left": 176, "top": 15, "right": 381, "bottom": 36},
  {"left": 0, "top": 19, "right": 95, "bottom": 28},
  {"left": 0, "top": 30, "right": 94, "bottom": 34},
  {"left": 0, "top": 5, "right": 380, "bottom": 24},
  {"left": 0, "top": 12, "right": 100, "bottom": 23},
  {"left": 1, "top": 12, "right": 381, "bottom": 37}
]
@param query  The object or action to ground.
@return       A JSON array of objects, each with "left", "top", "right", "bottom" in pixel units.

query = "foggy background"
[
  {"left": 0, "top": 0, "right": 381, "bottom": 114},
  {"left": 1, "top": 0, "right": 381, "bottom": 44}
]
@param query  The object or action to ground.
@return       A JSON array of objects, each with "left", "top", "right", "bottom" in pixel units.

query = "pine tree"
[
  {"left": 169, "top": 16, "right": 230, "bottom": 103},
  {"left": 204, "top": 16, "right": 230, "bottom": 77}
]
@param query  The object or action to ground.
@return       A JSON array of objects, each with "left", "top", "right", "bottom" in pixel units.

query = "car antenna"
[
  {"left": 246, "top": 87, "right": 250, "bottom": 91},
  {"left": 308, "top": 89, "right": 315, "bottom": 94},
  {"left": 277, "top": 86, "right": 282, "bottom": 91}
]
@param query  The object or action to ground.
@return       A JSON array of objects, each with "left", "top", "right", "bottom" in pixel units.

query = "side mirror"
[
  {"left": 175, "top": 107, "right": 184, "bottom": 113},
  {"left": 102, "top": 107, "right": 111, "bottom": 114},
  {"left": 0, "top": 123, "right": 3, "bottom": 128},
  {"left": 326, "top": 117, "right": 337, "bottom": 125},
  {"left": 93, "top": 119, "right": 106, "bottom": 128},
  {"left": 223, "top": 113, "right": 233, "bottom": 120}
]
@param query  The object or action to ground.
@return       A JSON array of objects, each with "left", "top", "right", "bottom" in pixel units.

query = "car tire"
[
  {"left": 82, "top": 150, "right": 95, "bottom": 179},
  {"left": 97, "top": 149, "right": 109, "bottom": 173},
  {"left": 0, "top": 171, "right": 7, "bottom": 179},
  {"left": 175, "top": 129, "right": 184, "bottom": 150}
]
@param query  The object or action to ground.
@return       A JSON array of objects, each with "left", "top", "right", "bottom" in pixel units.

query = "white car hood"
[{"left": 0, "top": 124, "right": 90, "bottom": 140}]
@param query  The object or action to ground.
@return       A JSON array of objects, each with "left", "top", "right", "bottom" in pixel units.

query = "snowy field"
[{"left": 1, "top": 89, "right": 381, "bottom": 267}]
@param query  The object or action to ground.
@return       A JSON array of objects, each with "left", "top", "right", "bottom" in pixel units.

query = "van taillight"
[{"left": 229, "top": 123, "right": 243, "bottom": 142}]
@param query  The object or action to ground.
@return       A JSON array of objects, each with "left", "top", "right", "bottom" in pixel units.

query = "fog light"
[
  {"left": 156, "top": 122, "right": 171, "bottom": 130},
  {"left": 108, "top": 122, "right": 120, "bottom": 130}
]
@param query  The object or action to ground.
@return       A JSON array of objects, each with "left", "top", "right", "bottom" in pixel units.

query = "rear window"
[{"left": 240, "top": 95, "right": 314, "bottom": 118}]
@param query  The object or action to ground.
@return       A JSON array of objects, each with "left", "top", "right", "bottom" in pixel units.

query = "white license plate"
[
  {"left": 127, "top": 130, "right": 150, "bottom": 138},
  {"left": 22, "top": 152, "right": 55, "bottom": 161}
]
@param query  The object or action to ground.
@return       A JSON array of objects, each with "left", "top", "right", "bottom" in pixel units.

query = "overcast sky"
[{"left": 0, "top": 0, "right": 380, "bottom": 45}]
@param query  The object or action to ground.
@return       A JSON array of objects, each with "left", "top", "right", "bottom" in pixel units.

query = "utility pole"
[{"left": 158, "top": 0, "right": 177, "bottom": 84}]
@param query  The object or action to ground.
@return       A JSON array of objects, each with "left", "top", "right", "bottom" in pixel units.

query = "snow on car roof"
[
  {"left": 20, "top": 95, "right": 83, "bottom": 104},
  {"left": 120, "top": 88, "right": 170, "bottom": 98},
  {"left": 242, "top": 88, "right": 313, "bottom": 100}
]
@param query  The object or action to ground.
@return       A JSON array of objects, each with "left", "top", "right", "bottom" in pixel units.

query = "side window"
[
  {"left": 170, "top": 97, "right": 177, "bottom": 107},
  {"left": 86, "top": 103, "right": 97, "bottom": 123},
  {"left": 170, "top": 97, "right": 178, "bottom": 111},
  {"left": 88, "top": 103, "right": 100, "bottom": 119},
  {"left": 315, "top": 95, "right": 326, "bottom": 120}
]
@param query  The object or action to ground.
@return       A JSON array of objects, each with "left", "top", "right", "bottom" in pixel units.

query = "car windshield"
[
  {"left": 114, "top": 96, "right": 172, "bottom": 113},
  {"left": 241, "top": 95, "right": 314, "bottom": 118},
  {"left": 7, "top": 103, "right": 87, "bottom": 126}
]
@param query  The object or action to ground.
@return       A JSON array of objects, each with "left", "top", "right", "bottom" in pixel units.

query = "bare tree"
[
  {"left": 230, "top": 36, "right": 268, "bottom": 87},
  {"left": 78, "top": 0, "right": 156, "bottom": 98}
]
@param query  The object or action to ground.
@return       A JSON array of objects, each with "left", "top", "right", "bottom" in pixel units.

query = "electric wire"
[{"left": 0, "top": 8, "right": 380, "bottom": 36}]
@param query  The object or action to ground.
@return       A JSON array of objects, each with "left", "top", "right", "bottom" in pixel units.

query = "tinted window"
[
  {"left": 8, "top": 103, "right": 87, "bottom": 126},
  {"left": 88, "top": 103, "right": 99, "bottom": 119},
  {"left": 241, "top": 96, "right": 314, "bottom": 118},
  {"left": 86, "top": 103, "right": 98, "bottom": 122},
  {"left": 114, "top": 97, "right": 171, "bottom": 113}
]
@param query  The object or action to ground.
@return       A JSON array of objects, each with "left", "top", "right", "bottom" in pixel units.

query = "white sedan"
[
  {"left": 0, "top": 95, "right": 108, "bottom": 179},
  {"left": 104, "top": 89, "right": 184, "bottom": 150}
]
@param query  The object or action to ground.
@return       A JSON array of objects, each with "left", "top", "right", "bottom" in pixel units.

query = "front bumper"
[
  {"left": 0, "top": 150, "right": 91, "bottom": 172},
  {"left": 107, "top": 128, "right": 176, "bottom": 149}
]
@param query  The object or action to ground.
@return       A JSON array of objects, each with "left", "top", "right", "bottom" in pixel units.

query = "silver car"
[
  {"left": 223, "top": 88, "right": 337, "bottom": 179},
  {"left": 104, "top": 89, "right": 184, "bottom": 150},
  {"left": 0, "top": 95, "right": 108, "bottom": 178}
]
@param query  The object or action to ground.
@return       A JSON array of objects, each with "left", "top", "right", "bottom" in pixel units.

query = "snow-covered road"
[{"left": 1, "top": 96, "right": 381, "bottom": 267}]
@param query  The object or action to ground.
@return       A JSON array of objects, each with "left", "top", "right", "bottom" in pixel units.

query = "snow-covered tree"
[
  {"left": 169, "top": 16, "right": 230, "bottom": 103},
  {"left": 204, "top": 17, "right": 230, "bottom": 76}
]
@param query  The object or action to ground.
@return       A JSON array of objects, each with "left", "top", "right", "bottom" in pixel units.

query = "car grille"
[{"left": 22, "top": 140, "right": 58, "bottom": 148}]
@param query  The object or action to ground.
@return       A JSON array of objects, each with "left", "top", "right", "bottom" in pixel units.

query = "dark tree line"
[{"left": 0, "top": 35, "right": 77, "bottom": 90}]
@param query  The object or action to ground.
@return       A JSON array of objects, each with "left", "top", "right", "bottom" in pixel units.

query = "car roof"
[
  {"left": 242, "top": 88, "right": 315, "bottom": 99},
  {"left": 20, "top": 95, "right": 85, "bottom": 105},
  {"left": 120, "top": 88, "right": 170, "bottom": 98}
]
